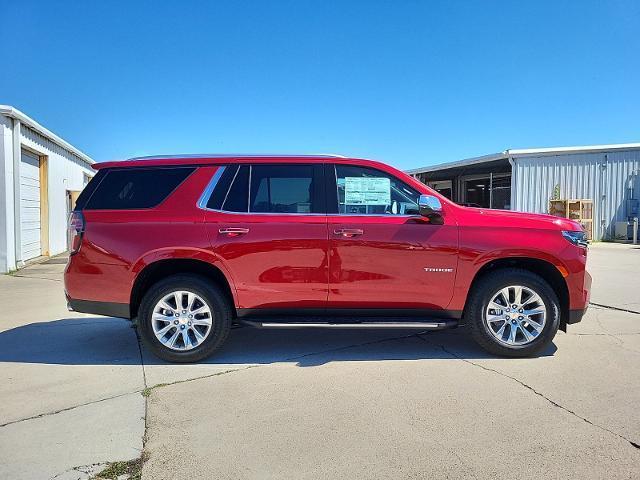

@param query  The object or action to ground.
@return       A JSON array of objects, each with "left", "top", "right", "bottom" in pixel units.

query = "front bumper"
[{"left": 567, "top": 308, "right": 587, "bottom": 324}]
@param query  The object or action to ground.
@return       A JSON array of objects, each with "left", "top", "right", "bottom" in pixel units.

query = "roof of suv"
[{"left": 93, "top": 154, "right": 350, "bottom": 170}]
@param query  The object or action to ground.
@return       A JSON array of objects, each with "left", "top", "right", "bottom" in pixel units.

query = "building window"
[{"left": 462, "top": 174, "right": 511, "bottom": 209}]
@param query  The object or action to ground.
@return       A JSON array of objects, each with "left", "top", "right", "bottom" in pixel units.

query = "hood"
[{"left": 461, "top": 207, "right": 583, "bottom": 231}]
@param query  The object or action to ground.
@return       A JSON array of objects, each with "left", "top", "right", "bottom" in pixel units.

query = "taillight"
[{"left": 68, "top": 211, "right": 85, "bottom": 254}]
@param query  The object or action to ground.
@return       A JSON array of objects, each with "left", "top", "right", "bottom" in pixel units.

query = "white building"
[
  {"left": 0, "top": 105, "right": 94, "bottom": 272},
  {"left": 407, "top": 143, "right": 640, "bottom": 241}
]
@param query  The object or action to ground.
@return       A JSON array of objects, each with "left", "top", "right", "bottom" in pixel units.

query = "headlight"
[{"left": 562, "top": 230, "right": 588, "bottom": 248}]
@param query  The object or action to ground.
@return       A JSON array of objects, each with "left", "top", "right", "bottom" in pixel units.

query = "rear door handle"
[
  {"left": 334, "top": 228, "right": 364, "bottom": 238},
  {"left": 219, "top": 227, "right": 249, "bottom": 237}
]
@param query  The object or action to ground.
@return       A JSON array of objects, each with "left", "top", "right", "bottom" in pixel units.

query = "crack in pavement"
[
  {"left": 589, "top": 308, "right": 640, "bottom": 355},
  {"left": 2, "top": 332, "right": 420, "bottom": 430},
  {"left": 0, "top": 390, "right": 140, "bottom": 429},
  {"left": 416, "top": 334, "right": 640, "bottom": 452},
  {"left": 49, "top": 461, "right": 109, "bottom": 480},
  {"left": 7, "top": 274, "right": 62, "bottom": 282},
  {"left": 139, "top": 330, "right": 427, "bottom": 395}
]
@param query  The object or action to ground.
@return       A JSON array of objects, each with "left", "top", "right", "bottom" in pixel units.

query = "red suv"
[{"left": 64, "top": 155, "right": 591, "bottom": 362}]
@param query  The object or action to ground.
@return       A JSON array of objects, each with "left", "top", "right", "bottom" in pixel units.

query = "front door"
[
  {"left": 204, "top": 163, "right": 329, "bottom": 311},
  {"left": 327, "top": 164, "right": 458, "bottom": 312}
]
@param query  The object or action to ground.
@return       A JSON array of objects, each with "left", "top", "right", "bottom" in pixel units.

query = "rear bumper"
[{"left": 67, "top": 294, "right": 130, "bottom": 319}]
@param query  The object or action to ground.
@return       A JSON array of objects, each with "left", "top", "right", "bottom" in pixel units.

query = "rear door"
[
  {"left": 326, "top": 164, "right": 458, "bottom": 312},
  {"left": 203, "top": 163, "right": 329, "bottom": 311}
]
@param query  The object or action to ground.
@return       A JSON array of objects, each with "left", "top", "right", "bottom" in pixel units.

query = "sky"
[{"left": 1, "top": 0, "right": 639, "bottom": 170}]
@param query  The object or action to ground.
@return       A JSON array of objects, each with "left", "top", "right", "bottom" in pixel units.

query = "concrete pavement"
[
  {"left": 0, "top": 259, "right": 145, "bottom": 480},
  {"left": 588, "top": 242, "right": 640, "bottom": 311},
  {"left": 0, "top": 244, "right": 638, "bottom": 479},
  {"left": 142, "top": 307, "right": 640, "bottom": 480}
]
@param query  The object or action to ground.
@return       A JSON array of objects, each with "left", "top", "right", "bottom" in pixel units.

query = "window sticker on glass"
[{"left": 344, "top": 177, "right": 391, "bottom": 205}]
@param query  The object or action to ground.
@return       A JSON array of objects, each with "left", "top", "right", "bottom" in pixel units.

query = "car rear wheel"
[
  {"left": 138, "top": 275, "right": 232, "bottom": 363},
  {"left": 466, "top": 268, "right": 560, "bottom": 357}
]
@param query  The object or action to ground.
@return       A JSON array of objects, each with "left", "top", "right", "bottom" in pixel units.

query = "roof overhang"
[
  {"left": 407, "top": 142, "right": 640, "bottom": 175},
  {"left": 0, "top": 105, "right": 94, "bottom": 165},
  {"left": 406, "top": 152, "right": 508, "bottom": 175}
]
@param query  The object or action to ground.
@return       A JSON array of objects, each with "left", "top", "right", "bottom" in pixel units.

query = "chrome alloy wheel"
[
  {"left": 151, "top": 290, "right": 213, "bottom": 351},
  {"left": 485, "top": 285, "right": 547, "bottom": 346}
]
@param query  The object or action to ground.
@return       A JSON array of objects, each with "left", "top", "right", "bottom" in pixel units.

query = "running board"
[{"left": 241, "top": 320, "right": 458, "bottom": 330}]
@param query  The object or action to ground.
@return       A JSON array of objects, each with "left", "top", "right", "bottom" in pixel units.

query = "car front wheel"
[
  {"left": 467, "top": 268, "right": 560, "bottom": 357},
  {"left": 138, "top": 274, "right": 232, "bottom": 363}
]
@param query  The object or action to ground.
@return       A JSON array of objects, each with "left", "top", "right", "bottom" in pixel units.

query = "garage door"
[{"left": 20, "top": 150, "right": 42, "bottom": 261}]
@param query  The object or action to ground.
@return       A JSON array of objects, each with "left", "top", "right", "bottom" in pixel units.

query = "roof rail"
[{"left": 127, "top": 153, "right": 347, "bottom": 161}]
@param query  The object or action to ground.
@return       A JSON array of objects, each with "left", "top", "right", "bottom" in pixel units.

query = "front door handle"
[
  {"left": 219, "top": 227, "right": 249, "bottom": 237},
  {"left": 334, "top": 228, "right": 364, "bottom": 238}
]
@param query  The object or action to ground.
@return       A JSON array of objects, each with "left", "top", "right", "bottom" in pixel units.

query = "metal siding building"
[
  {"left": 408, "top": 143, "right": 640, "bottom": 241},
  {"left": 0, "top": 105, "right": 94, "bottom": 272},
  {"left": 512, "top": 148, "right": 640, "bottom": 241}
]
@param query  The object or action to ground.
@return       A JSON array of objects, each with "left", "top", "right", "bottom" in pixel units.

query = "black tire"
[
  {"left": 466, "top": 268, "right": 560, "bottom": 357},
  {"left": 138, "top": 274, "right": 232, "bottom": 363}
]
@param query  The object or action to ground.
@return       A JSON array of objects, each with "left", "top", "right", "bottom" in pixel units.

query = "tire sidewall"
[
  {"left": 138, "top": 275, "right": 232, "bottom": 363},
  {"left": 470, "top": 270, "right": 560, "bottom": 356}
]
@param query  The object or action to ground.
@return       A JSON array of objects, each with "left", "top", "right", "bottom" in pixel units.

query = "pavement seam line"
[
  {"left": 134, "top": 327, "right": 149, "bottom": 457},
  {"left": 44, "top": 330, "right": 149, "bottom": 480},
  {"left": 0, "top": 390, "right": 141, "bottom": 429},
  {"left": 416, "top": 334, "right": 640, "bottom": 451},
  {"left": 590, "top": 302, "right": 640, "bottom": 315}
]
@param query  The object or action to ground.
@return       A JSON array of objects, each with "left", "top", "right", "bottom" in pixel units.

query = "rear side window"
[
  {"left": 207, "top": 164, "right": 324, "bottom": 214},
  {"left": 224, "top": 166, "right": 250, "bottom": 212},
  {"left": 205, "top": 165, "right": 250, "bottom": 212},
  {"left": 74, "top": 170, "right": 106, "bottom": 210},
  {"left": 85, "top": 167, "right": 195, "bottom": 210}
]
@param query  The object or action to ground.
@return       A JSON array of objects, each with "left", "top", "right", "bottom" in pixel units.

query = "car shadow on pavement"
[{"left": 0, "top": 317, "right": 557, "bottom": 366}]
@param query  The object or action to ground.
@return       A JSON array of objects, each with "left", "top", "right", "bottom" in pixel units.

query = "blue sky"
[{"left": 1, "top": 1, "right": 639, "bottom": 169}]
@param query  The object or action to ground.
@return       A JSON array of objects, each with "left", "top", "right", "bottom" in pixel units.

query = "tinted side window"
[
  {"left": 74, "top": 170, "right": 106, "bottom": 210},
  {"left": 85, "top": 167, "right": 194, "bottom": 210},
  {"left": 334, "top": 165, "right": 420, "bottom": 215},
  {"left": 222, "top": 165, "right": 249, "bottom": 212},
  {"left": 249, "top": 165, "right": 323, "bottom": 214},
  {"left": 206, "top": 166, "right": 238, "bottom": 210}
]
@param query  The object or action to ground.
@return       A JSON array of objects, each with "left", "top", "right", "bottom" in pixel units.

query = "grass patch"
[
  {"left": 92, "top": 453, "right": 147, "bottom": 480},
  {"left": 141, "top": 383, "right": 169, "bottom": 397}
]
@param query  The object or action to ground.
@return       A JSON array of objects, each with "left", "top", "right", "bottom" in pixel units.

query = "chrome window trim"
[
  {"left": 202, "top": 208, "right": 328, "bottom": 217},
  {"left": 196, "top": 166, "right": 227, "bottom": 209}
]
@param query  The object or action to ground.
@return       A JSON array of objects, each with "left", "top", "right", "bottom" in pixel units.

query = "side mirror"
[{"left": 418, "top": 194, "right": 444, "bottom": 223}]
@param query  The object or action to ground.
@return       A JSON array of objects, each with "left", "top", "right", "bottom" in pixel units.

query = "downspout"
[
  {"left": 507, "top": 156, "right": 515, "bottom": 211},
  {"left": 12, "top": 118, "right": 21, "bottom": 267},
  {"left": 489, "top": 172, "right": 493, "bottom": 209},
  {"left": 601, "top": 154, "right": 608, "bottom": 240}
]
